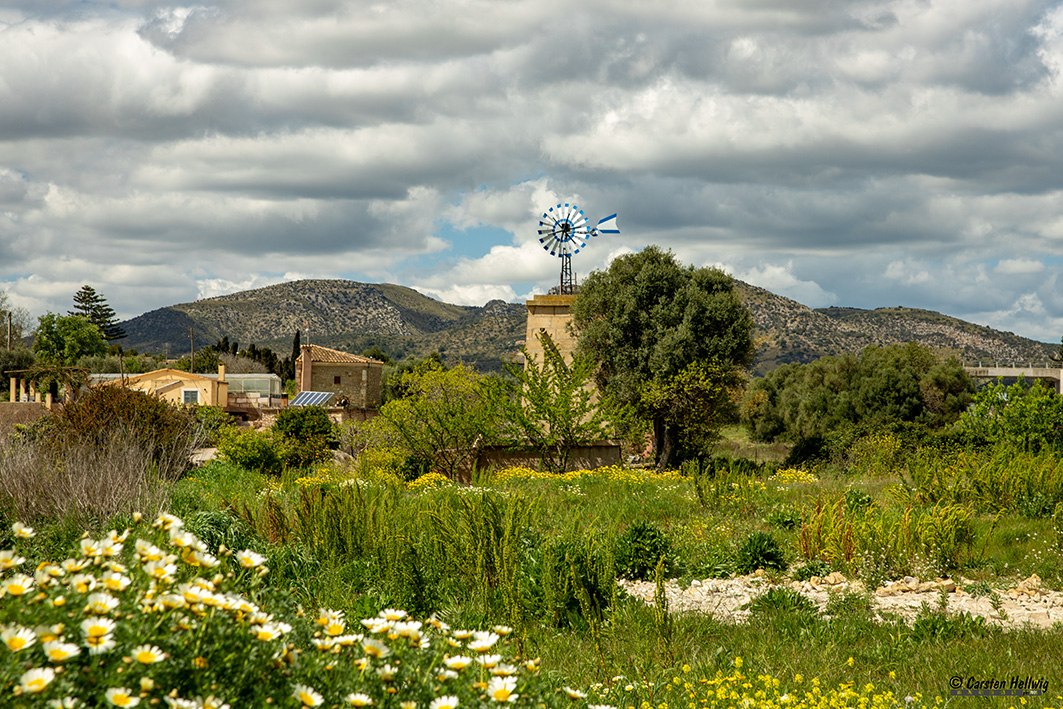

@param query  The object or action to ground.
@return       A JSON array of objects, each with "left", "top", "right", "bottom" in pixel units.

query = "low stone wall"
[
  {"left": 0, "top": 401, "right": 48, "bottom": 434},
  {"left": 472, "top": 441, "right": 621, "bottom": 475}
]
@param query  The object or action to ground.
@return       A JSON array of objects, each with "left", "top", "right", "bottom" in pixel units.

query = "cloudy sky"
[{"left": 3, "top": 0, "right": 1063, "bottom": 343}]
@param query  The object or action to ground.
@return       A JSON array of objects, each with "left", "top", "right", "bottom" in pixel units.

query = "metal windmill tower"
[{"left": 537, "top": 203, "right": 619, "bottom": 294}]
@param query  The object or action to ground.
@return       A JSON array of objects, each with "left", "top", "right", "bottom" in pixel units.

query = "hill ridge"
[{"left": 121, "top": 279, "right": 1056, "bottom": 374}]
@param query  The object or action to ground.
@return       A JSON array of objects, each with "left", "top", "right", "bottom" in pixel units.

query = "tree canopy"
[
  {"left": 571, "top": 246, "right": 755, "bottom": 467},
  {"left": 70, "top": 285, "right": 126, "bottom": 342},
  {"left": 33, "top": 312, "right": 108, "bottom": 366},
  {"left": 742, "top": 342, "right": 974, "bottom": 442}
]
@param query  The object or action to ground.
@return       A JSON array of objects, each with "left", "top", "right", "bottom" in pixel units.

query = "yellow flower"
[{"left": 847, "top": 656, "right": 855, "bottom": 668}]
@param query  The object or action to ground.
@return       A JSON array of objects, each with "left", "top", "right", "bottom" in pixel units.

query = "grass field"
[{"left": 3, "top": 428, "right": 1063, "bottom": 708}]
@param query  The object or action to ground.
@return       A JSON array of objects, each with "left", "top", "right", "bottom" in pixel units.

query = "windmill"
[{"left": 537, "top": 202, "right": 619, "bottom": 294}]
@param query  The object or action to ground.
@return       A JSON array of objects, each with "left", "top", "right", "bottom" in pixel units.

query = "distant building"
[
  {"left": 92, "top": 366, "right": 230, "bottom": 407},
  {"left": 294, "top": 344, "right": 383, "bottom": 410},
  {"left": 90, "top": 364, "right": 283, "bottom": 419}
]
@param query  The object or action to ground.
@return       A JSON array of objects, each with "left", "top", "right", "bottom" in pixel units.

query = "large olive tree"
[{"left": 571, "top": 246, "right": 755, "bottom": 468}]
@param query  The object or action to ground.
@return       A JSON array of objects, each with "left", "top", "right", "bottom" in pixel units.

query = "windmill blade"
[{"left": 596, "top": 213, "right": 619, "bottom": 234}]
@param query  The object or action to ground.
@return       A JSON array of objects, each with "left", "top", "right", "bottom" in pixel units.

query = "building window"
[
  {"left": 182, "top": 389, "right": 199, "bottom": 405},
  {"left": 334, "top": 375, "right": 341, "bottom": 385}
]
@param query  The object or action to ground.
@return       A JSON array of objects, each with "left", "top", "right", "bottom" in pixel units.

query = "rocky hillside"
[
  {"left": 121, "top": 280, "right": 527, "bottom": 371},
  {"left": 739, "top": 282, "right": 1057, "bottom": 374},
  {"left": 120, "top": 279, "right": 1056, "bottom": 374}
]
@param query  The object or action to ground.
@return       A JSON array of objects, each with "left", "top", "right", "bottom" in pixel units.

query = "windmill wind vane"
[{"left": 537, "top": 202, "right": 619, "bottom": 295}]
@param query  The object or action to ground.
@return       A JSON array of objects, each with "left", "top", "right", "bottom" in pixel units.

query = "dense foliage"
[
  {"left": 374, "top": 362, "right": 499, "bottom": 479},
  {"left": 959, "top": 377, "right": 1063, "bottom": 453},
  {"left": 274, "top": 405, "right": 334, "bottom": 468},
  {"left": 572, "top": 246, "right": 755, "bottom": 468},
  {"left": 33, "top": 312, "right": 107, "bottom": 366},
  {"left": 45, "top": 385, "right": 201, "bottom": 462},
  {"left": 639, "top": 360, "right": 744, "bottom": 464},
  {"left": 742, "top": 343, "right": 973, "bottom": 442}
]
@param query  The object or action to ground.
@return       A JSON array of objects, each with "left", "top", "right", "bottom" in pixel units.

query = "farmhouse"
[
  {"left": 90, "top": 364, "right": 283, "bottom": 419},
  {"left": 294, "top": 344, "right": 383, "bottom": 411}
]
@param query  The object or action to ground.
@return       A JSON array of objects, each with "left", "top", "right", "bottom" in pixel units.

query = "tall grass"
[{"left": 0, "top": 428, "right": 188, "bottom": 523}]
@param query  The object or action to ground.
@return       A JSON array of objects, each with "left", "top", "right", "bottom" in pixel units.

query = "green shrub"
[
  {"left": 615, "top": 520, "right": 673, "bottom": 581},
  {"left": 844, "top": 487, "right": 874, "bottom": 512},
  {"left": 217, "top": 427, "right": 283, "bottom": 476},
  {"left": 745, "top": 587, "right": 817, "bottom": 617},
  {"left": 734, "top": 531, "right": 787, "bottom": 574},
  {"left": 824, "top": 590, "right": 873, "bottom": 619},
  {"left": 782, "top": 436, "right": 829, "bottom": 468},
  {"left": 192, "top": 405, "right": 233, "bottom": 446},
  {"left": 765, "top": 504, "right": 801, "bottom": 530},
  {"left": 792, "top": 559, "right": 834, "bottom": 582},
  {"left": 274, "top": 405, "right": 333, "bottom": 469},
  {"left": 541, "top": 536, "right": 615, "bottom": 629},
  {"left": 274, "top": 405, "right": 333, "bottom": 440},
  {"left": 48, "top": 385, "right": 202, "bottom": 464},
  {"left": 910, "top": 607, "right": 991, "bottom": 642}
]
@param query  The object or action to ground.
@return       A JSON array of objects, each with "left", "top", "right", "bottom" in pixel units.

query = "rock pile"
[{"left": 618, "top": 571, "right": 1063, "bottom": 629}]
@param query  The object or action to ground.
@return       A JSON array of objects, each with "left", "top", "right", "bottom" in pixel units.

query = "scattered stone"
[
  {"left": 616, "top": 573, "right": 1062, "bottom": 629},
  {"left": 824, "top": 571, "right": 847, "bottom": 586}
]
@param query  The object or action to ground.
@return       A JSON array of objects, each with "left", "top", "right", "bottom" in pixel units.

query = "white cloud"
[
  {"left": 413, "top": 283, "right": 518, "bottom": 306},
  {"left": 995, "top": 258, "right": 1045, "bottom": 274},
  {"left": 735, "top": 262, "right": 838, "bottom": 308},
  {"left": 2, "top": 0, "right": 1063, "bottom": 345}
]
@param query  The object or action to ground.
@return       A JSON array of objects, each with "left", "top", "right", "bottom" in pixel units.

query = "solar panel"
[{"left": 289, "top": 391, "right": 334, "bottom": 407}]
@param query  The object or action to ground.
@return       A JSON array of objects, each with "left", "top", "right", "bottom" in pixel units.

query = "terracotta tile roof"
[{"left": 297, "top": 344, "right": 381, "bottom": 364}]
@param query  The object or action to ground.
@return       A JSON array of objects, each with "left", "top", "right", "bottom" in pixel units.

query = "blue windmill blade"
[{"left": 595, "top": 213, "right": 619, "bottom": 234}]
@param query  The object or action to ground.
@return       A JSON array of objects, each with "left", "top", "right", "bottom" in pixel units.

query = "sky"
[{"left": 3, "top": 1, "right": 1063, "bottom": 343}]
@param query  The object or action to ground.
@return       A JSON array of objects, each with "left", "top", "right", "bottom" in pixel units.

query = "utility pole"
[
  {"left": 189, "top": 327, "right": 195, "bottom": 373},
  {"left": 6, "top": 313, "right": 11, "bottom": 350}
]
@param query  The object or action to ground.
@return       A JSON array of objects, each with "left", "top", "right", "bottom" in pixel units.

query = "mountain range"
[{"left": 119, "top": 279, "right": 1057, "bottom": 375}]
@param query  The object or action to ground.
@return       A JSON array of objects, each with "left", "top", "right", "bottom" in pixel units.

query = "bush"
[
  {"left": 615, "top": 521, "right": 673, "bottom": 581},
  {"left": 217, "top": 427, "right": 283, "bottom": 476},
  {"left": 0, "top": 429, "right": 187, "bottom": 523},
  {"left": 745, "top": 587, "right": 817, "bottom": 617},
  {"left": 764, "top": 504, "right": 801, "bottom": 530},
  {"left": 274, "top": 405, "right": 333, "bottom": 440},
  {"left": 49, "top": 386, "right": 202, "bottom": 465},
  {"left": 844, "top": 487, "right": 874, "bottom": 512},
  {"left": 274, "top": 405, "right": 333, "bottom": 470},
  {"left": 192, "top": 406, "right": 233, "bottom": 446},
  {"left": 734, "top": 531, "right": 787, "bottom": 574},
  {"left": 541, "top": 536, "right": 615, "bottom": 629},
  {"left": 791, "top": 559, "right": 834, "bottom": 582}
]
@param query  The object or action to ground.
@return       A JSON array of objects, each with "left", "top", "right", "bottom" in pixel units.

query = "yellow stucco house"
[{"left": 94, "top": 365, "right": 229, "bottom": 406}]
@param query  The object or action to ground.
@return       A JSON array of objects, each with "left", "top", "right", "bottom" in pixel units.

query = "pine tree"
[{"left": 69, "top": 285, "right": 126, "bottom": 342}]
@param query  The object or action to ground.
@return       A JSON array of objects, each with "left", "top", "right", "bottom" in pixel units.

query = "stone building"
[
  {"left": 524, "top": 293, "right": 577, "bottom": 364},
  {"left": 295, "top": 344, "right": 383, "bottom": 410}
]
